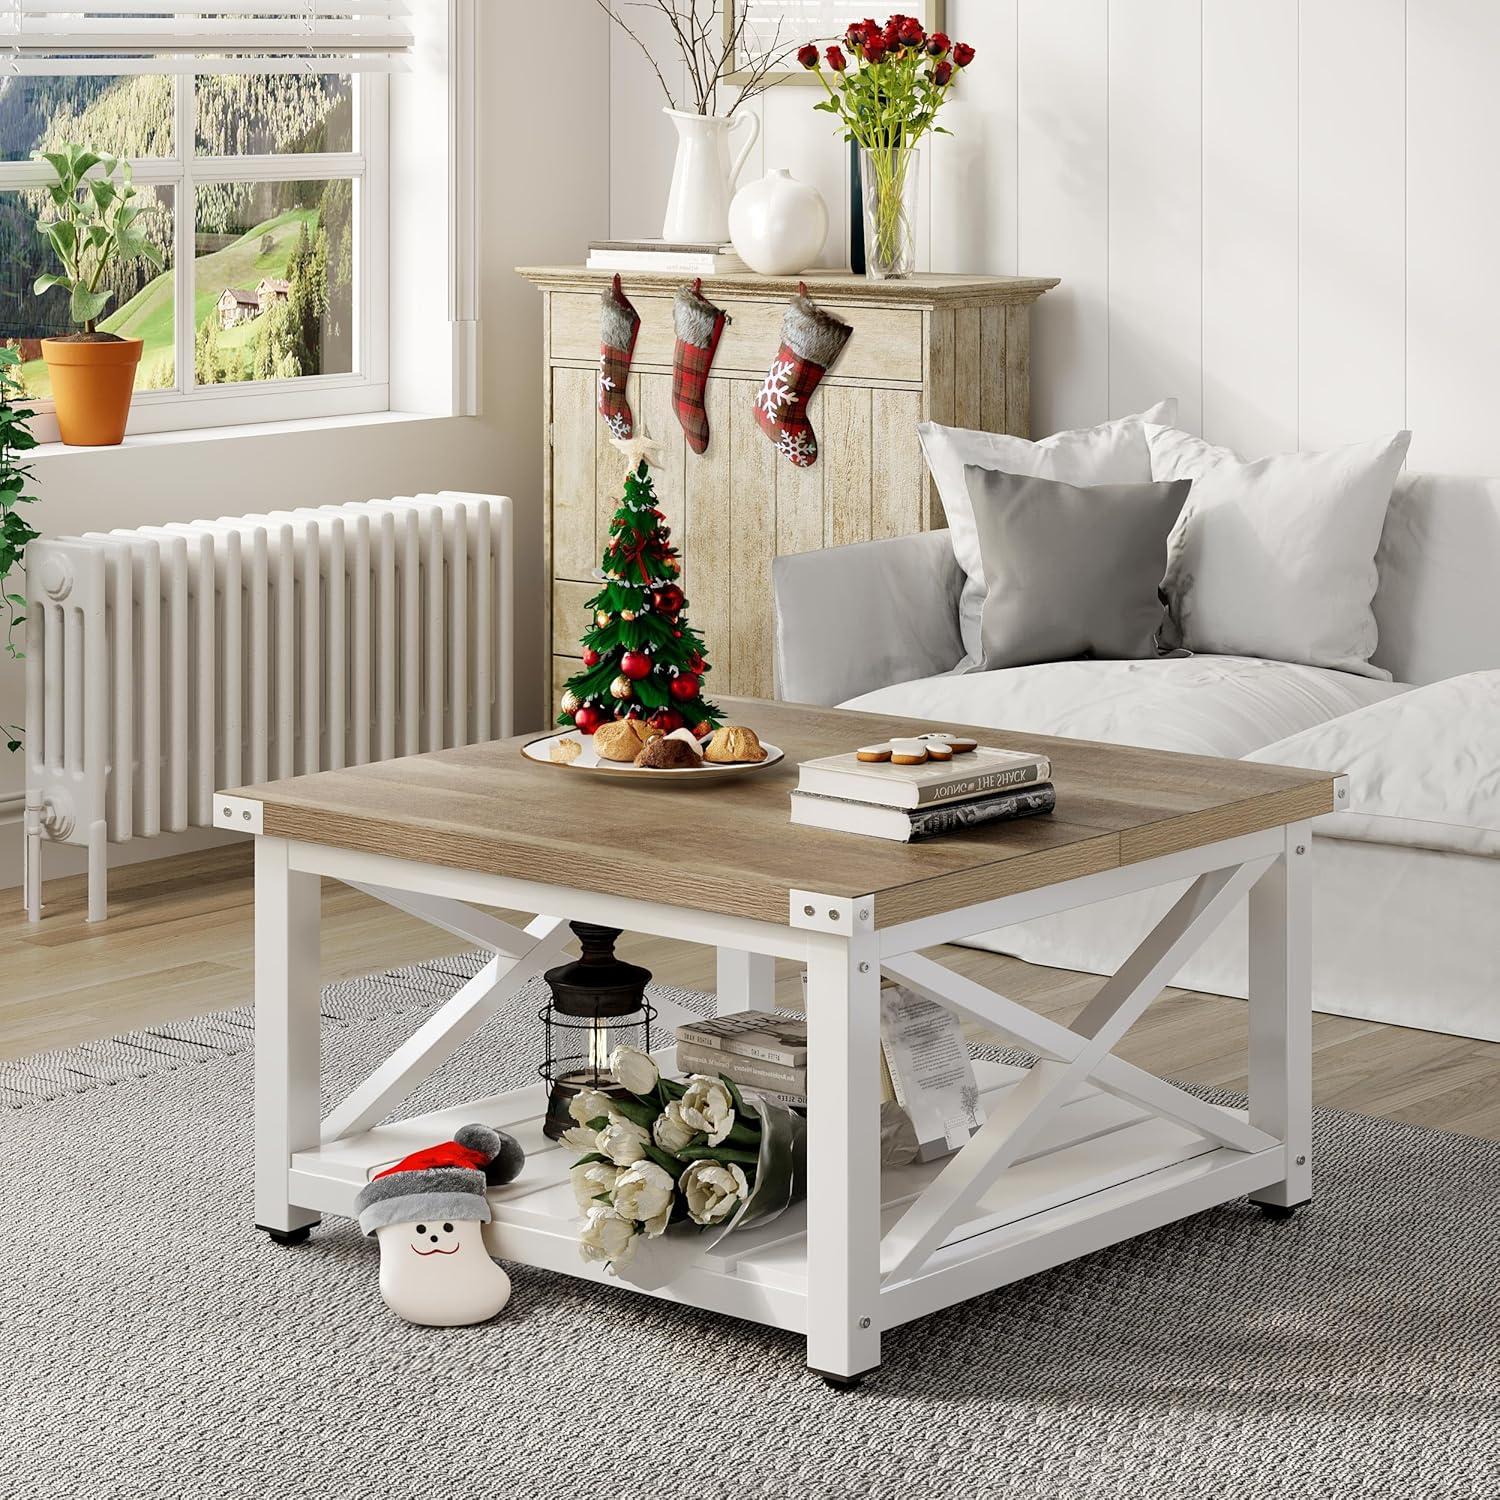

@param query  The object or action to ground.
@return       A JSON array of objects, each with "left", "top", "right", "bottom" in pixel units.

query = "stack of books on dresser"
[
  {"left": 789, "top": 742, "right": 1056, "bottom": 842},
  {"left": 585, "top": 238, "right": 747, "bottom": 274}
]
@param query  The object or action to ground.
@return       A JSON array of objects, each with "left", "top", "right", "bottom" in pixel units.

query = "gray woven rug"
[{"left": 2, "top": 950, "right": 1497, "bottom": 1500}]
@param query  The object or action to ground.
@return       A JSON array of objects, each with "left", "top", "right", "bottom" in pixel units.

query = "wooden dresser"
[{"left": 518, "top": 267, "right": 1057, "bottom": 714}]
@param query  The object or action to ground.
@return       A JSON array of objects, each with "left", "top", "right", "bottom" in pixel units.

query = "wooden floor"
[{"left": 5, "top": 844, "right": 1499, "bottom": 1141}]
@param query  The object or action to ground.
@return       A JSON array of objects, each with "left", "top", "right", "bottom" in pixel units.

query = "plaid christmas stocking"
[
  {"left": 598, "top": 273, "right": 640, "bottom": 439},
  {"left": 671, "top": 278, "right": 729, "bottom": 454},
  {"left": 754, "top": 282, "right": 852, "bottom": 467}
]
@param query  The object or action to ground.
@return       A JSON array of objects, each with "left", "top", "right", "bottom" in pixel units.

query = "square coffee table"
[{"left": 219, "top": 697, "right": 1344, "bottom": 1384}]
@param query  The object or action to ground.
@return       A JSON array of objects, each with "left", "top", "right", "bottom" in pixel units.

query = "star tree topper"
[{"left": 609, "top": 430, "right": 665, "bottom": 473}]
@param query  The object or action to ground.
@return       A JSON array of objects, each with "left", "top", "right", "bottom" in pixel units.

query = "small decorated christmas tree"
[{"left": 558, "top": 455, "right": 721, "bottom": 736}]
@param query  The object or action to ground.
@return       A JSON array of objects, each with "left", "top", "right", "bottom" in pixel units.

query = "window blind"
[{"left": 0, "top": 1, "right": 412, "bottom": 72}]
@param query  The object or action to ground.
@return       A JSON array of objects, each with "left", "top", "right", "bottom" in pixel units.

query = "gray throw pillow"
[{"left": 962, "top": 465, "right": 1192, "bottom": 671}]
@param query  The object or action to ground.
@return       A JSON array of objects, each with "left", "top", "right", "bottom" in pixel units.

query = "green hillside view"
[
  {"left": 0, "top": 72, "right": 353, "bottom": 394},
  {"left": 19, "top": 206, "right": 319, "bottom": 397}
]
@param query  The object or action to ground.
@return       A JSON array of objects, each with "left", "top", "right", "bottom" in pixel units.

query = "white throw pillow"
[
  {"left": 1152, "top": 427, "right": 1411, "bottom": 680},
  {"left": 917, "top": 400, "right": 1178, "bottom": 669}
]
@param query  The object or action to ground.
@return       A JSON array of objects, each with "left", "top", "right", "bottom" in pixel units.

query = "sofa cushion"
[
  {"left": 843, "top": 654, "right": 1407, "bottom": 760},
  {"left": 1150, "top": 425, "right": 1411, "bottom": 680},
  {"left": 1371, "top": 472, "right": 1500, "bottom": 686},
  {"left": 962, "top": 467, "right": 1191, "bottom": 670},
  {"left": 1246, "top": 671, "right": 1500, "bottom": 857},
  {"left": 918, "top": 399, "right": 1177, "bottom": 670}
]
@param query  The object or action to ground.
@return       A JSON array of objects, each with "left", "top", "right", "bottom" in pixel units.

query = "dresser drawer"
[{"left": 549, "top": 292, "right": 924, "bottom": 385}]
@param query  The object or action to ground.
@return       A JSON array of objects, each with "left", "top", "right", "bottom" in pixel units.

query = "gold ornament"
[
  {"left": 595, "top": 609, "right": 612, "bottom": 627},
  {"left": 609, "top": 674, "right": 633, "bottom": 700},
  {"left": 559, "top": 688, "right": 580, "bottom": 716},
  {"left": 620, "top": 608, "right": 637, "bottom": 621}
]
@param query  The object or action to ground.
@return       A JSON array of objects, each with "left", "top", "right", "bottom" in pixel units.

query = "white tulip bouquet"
[{"left": 566, "top": 1043, "right": 805, "bottom": 1278}]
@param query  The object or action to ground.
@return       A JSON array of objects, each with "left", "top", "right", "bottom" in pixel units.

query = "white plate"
[{"left": 520, "top": 730, "right": 784, "bottom": 784}]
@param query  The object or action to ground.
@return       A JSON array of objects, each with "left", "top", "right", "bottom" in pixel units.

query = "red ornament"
[
  {"left": 619, "top": 650, "right": 651, "bottom": 680},
  {"left": 581, "top": 647, "right": 601, "bottom": 668},
  {"left": 687, "top": 652, "right": 705, "bottom": 674},
  {"left": 573, "top": 705, "right": 605, "bottom": 734},
  {"left": 651, "top": 583, "right": 684, "bottom": 616},
  {"left": 670, "top": 673, "right": 700, "bottom": 702},
  {"left": 692, "top": 720, "right": 712, "bottom": 738},
  {"left": 648, "top": 708, "right": 685, "bottom": 733}
]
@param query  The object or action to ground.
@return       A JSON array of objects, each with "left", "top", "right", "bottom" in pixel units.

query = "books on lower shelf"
[
  {"left": 585, "top": 239, "right": 747, "bottom": 274},
  {"left": 675, "top": 993, "right": 983, "bottom": 1161}
]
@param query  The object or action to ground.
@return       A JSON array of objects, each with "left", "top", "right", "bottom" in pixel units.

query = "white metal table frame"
[{"left": 235, "top": 791, "right": 1316, "bottom": 1385}]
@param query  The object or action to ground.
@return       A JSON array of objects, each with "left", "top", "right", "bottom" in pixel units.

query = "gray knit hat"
[{"left": 352, "top": 1123, "right": 524, "bottom": 1236}]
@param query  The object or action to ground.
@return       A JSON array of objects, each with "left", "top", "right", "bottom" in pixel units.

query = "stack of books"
[
  {"left": 676, "top": 993, "right": 986, "bottom": 1162},
  {"left": 586, "top": 238, "right": 747, "bottom": 275},
  {"left": 675, "top": 1012, "right": 814, "bottom": 1109},
  {"left": 789, "top": 744, "right": 1056, "bottom": 842}
]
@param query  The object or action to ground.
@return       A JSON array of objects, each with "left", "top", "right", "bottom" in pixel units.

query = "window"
[{"left": 0, "top": 6, "right": 411, "bottom": 438}]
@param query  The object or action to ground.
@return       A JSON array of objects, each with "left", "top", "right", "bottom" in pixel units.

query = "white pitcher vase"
[{"left": 661, "top": 107, "right": 760, "bottom": 244}]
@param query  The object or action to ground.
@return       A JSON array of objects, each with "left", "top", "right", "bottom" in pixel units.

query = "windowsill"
[{"left": 28, "top": 408, "right": 456, "bottom": 463}]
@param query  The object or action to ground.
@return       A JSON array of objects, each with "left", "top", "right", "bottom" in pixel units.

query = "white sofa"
[{"left": 772, "top": 470, "right": 1500, "bottom": 1043}]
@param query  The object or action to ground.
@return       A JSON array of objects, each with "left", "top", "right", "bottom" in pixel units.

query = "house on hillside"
[
  {"left": 256, "top": 278, "right": 291, "bottom": 314},
  {"left": 217, "top": 286, "right": 260, "bottom": 330}
]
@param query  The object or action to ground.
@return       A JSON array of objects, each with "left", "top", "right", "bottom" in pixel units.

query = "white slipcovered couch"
[{"left": 772, "top": 471, "right": 1500, "bottom": 1042}]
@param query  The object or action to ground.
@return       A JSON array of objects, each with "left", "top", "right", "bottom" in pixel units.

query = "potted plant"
[
  {"left": 1, "top": 345, "right": 41, "bottom": 751},
  {"left": 32, "top": 145, "right": 163, "bottom": 445},
  {"left": 803, "top": 17, "right": 976, "bottom": 279}
]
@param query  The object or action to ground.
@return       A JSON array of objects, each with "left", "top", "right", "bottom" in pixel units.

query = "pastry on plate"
[
  {"left": 636, "top": 736, "right": 702, "bottom": 769},
  {"left": 703, "top": 724, "right": 767, "bottom": 763},
  {"left": 548, "top": 737, "right": 584, "bottom": 764},
  {"left": 594, "top": 718, "right": 662, "bottom": 762}
]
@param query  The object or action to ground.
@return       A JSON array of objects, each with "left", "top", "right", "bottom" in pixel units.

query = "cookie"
[
  {"left": 856, "top": 742, "right": 892, "bottom": 763},
  {"left": 923, "top": 740, "right": 953, "bottom": 761},
  {"left": 594, "top": 718, "right": 662, "bottom": 762},
  {"left": 636, "top": 736, "right": 701, "bottom": 769},
  {"left": 664, "top": 727, "right": 705, "bottom": 761},
  {"left": 889, "top": 738, "right": 928, "bottom": 766},
  {"left": 923, "top": 732, "right": 978, "bottom": 755},
  {"left": 548, "top": 737, "right": 583, "bottom": 764},
  {"left": 704, "top": 725, "right": 768, "bottom": 764}
]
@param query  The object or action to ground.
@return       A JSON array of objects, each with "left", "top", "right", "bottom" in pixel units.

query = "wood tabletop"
[{"left": 226, "top": 699, "right": 1339, "bottom": 931}]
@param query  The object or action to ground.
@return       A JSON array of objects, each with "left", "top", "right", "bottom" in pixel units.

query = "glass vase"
[{"left": 858, "top": 143, "right": 920, "bottom": 280}]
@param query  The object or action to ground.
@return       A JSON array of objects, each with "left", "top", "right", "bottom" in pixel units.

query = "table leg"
[
  {"left": 715, "top": 948, "right": 775, "bottom": 1016},
  {"left": 254, "top": 838, "right": 323, "bottom": 1242},
  {"left": 1248, "top": 824, "right": 1313, "bottom": 1213},
  {"left": 804, "top": 932, "right": 882, "bottom": 1383}
]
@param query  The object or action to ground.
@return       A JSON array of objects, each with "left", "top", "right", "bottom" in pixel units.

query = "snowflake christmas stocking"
[
  {"left": 671, "top": 278, "right": 729, "bottom": 454},
  {"left": 598, "top": 273, "right": 640, "bottom": 439},
  {"left": 754, "top": 282, "right": 852, "bottom": 467}
]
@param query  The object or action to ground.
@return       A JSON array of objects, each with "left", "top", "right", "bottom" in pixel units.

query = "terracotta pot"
[{"left": 41, "top": 337, "right": 142, "bottom": 446}]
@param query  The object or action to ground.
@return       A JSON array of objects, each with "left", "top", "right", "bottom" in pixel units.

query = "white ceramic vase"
[
  {"left": 728, "top": 168, "right": 830, "bottom": 276},
  {"left": 661, "top": 107, "right": 760, "bottom": 244}
]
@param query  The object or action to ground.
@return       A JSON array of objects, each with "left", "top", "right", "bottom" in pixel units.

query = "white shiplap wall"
[{"left": 610, "top": 0, "right": 1498, "bottom": 475}]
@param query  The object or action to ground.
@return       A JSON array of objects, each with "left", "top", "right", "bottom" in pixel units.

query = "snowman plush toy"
[{"left": 353, "top": 1123, "right": 523, "bottom": 1327}]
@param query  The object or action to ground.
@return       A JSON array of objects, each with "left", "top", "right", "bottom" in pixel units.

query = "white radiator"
[{"left": 23, "top": 492, "right": 514, "bottom": 923}]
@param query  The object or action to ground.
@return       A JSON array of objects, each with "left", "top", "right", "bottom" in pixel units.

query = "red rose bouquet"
[{"left": 802, "top": 15, "right": 976, "bottom": 278}]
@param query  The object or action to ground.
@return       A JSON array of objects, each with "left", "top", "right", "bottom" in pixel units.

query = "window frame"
[{"left": 0, "top": 69, "right": 389, "bottom": 443}]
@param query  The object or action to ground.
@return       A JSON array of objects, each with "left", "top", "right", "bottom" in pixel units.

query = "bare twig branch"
[{"left": 591, "top": 0, "right": 678, "bottom": 111}]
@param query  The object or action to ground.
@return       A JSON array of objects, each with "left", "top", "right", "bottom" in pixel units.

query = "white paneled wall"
[{"left": 609, "top": 1, "right": 1500, "bottom": 475}]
